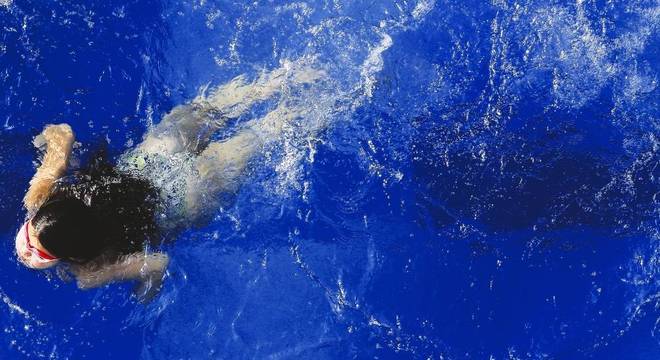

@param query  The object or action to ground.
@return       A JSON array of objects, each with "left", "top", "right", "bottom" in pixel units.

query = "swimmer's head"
[
  {"left": 17, "top": 149, "right": 160, "bottom": 268},
  {"left": 29, "top": 198, "right": 107, "bottom": 265},
  {"left": 15, "top": 220, "right": 60, "bottom": 269}
]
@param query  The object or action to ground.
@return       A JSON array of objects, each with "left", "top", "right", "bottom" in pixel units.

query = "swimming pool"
[{"left": 1, "top": 0, "right": 658, "bottom": 358}]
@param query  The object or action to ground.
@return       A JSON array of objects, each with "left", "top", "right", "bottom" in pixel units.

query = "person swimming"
[{"left": 15, "top": 62, "right": 327, "bottom": 300}]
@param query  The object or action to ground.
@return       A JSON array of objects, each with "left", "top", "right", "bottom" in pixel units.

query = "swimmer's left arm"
[
  {"left": 23, "top": 124, "right": 75, "bottom": 214},
  {"left": 73, "top": 252, "right": 169, "bottom": 290}
]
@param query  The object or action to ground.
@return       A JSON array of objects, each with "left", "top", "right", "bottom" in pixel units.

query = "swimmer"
[{"left": 15, "top": 63, "right": 326, "bottom": 300}]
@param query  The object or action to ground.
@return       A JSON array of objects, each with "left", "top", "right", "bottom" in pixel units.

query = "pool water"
[{"left": 1, "top": 0, "right": 659, "bottom": 359}]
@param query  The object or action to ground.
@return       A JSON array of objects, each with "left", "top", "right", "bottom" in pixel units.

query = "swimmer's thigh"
[
  {"left": 134, "top": 105, "right": 194, "bottom": 155},
  {"left": 183, "top": 131, "right": 261, "bottom": 220}
]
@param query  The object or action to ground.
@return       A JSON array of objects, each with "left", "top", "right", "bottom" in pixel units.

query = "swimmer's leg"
[
  {"left": 135, "top": 103, "right": 228, "bottom": 155},
  {"left": 183, "top": 103, "right": 305, "bottom": 221},
  {"left": 183, "top": 130, "right": 261, "bottom": 220},
  {"left": 202, "top": 63, "right": 326, "bottom": 119},
  {"left": 136, "top": 64, "right": 325, "bottom": 156}
]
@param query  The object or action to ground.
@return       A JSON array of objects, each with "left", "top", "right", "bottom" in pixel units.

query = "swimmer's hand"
[
  {"left": 133, "top": 253, "right": 169, "bottom": 303},
  {"left": 34, "top": 123, "right": 74, "bottom": 152}
]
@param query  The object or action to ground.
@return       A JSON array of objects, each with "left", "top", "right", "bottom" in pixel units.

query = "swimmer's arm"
[
  {"left": 73, "top": 252, "right": 169, "bottom": 290},
  {"left": 23, "top": 124, "right": 75, "bottom": 214}
]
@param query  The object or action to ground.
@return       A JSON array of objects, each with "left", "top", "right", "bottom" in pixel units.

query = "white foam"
[
  {"left": 260, "top": 0, "right": 440, "bottom": 196},
  {"left": 412, "top": 0, "right": 436, "bottom": 20},
  {"left": 1, "top": 291, "right": 45, "bottom": 326},
  {"left": 520, "top": 5, "right": 615, "bottom": 108},
  {"left": 361, "top": 32, "right": 393, "bottom": 98}
]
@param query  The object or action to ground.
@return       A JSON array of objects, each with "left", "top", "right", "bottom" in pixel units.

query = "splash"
[
  {"left": 412, "top": 0, "right": 436, "bottom": 20},
  {"left": 1, "top": 291, "right": 45, "bottom": 326},
  {"left": 124, "top": 58, "right": 332, "bottom": 211},
  {"left": 361, "top": 32, "right": 394, "bottom": 99}
]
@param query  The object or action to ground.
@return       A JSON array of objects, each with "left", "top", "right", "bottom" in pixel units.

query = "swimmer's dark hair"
[
  {"left": 34, "top": 149, "right": 160, "bottom": 264},
  {"left": 32, "top": 198, "right": 105, "bottom": 263}
]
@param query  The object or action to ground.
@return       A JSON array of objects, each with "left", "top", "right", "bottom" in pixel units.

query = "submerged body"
[{"left": 16, "top": 63, "right": 327, "bottom": 297}]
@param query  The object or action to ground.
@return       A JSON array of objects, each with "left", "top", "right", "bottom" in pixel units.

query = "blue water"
[{"left": 1, "top": 0, "right": 659, "bottom": 359}]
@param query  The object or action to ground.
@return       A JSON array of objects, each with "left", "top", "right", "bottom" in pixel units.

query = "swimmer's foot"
[
  {"left": 203, "top": 62, "right": 326, "bottom": 118},
  {"left": 287, "top": 65, "right": 326, "bottom": 86}
]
